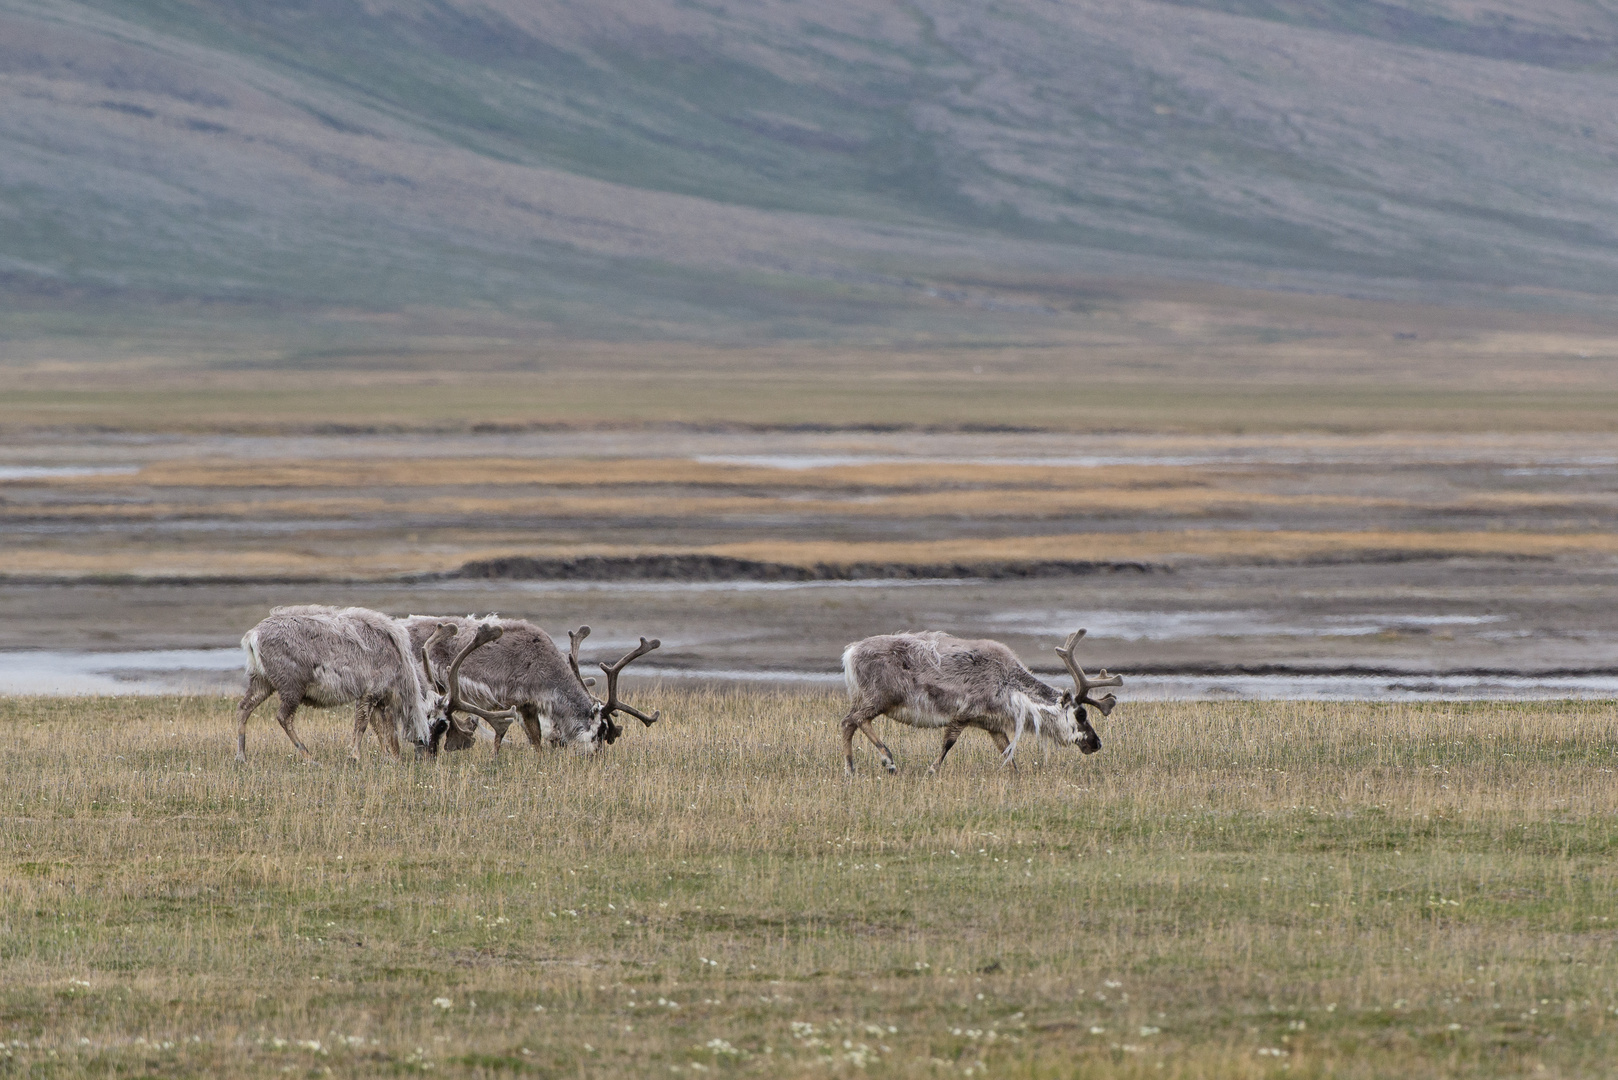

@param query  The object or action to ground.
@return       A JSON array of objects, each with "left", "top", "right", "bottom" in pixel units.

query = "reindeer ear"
[{"left": 1060, "top": 689, "right": 1074, "bottom": 707}]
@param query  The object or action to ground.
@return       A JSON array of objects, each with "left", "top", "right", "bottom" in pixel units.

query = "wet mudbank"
[
  {"left": 455, "top": 554, "right": 1162, "bottom": 582},
  {"left": 1117, "top": 663, "right": 1618, "bottom": 678}
]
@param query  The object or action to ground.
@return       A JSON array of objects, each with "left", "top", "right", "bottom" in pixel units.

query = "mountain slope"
[{"left": 2, "top": 0, "right": 1617, "bottom": 334}]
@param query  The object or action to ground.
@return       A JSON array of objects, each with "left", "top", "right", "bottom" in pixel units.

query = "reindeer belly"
[
  {"left": 885, "top": 702, "right": 954, "bottom": 729},
  {"left": 300, "top": 664, "right": 369, "bottom": 708}
]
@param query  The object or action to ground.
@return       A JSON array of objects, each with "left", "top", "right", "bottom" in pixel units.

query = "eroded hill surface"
[{"left": 2, "top": 0, "right": 1617, "bottom": 333}]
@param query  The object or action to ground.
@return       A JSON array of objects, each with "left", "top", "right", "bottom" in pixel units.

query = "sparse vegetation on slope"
[{"left": 3, "top": 0, "right": 1618, "bottom": 334}]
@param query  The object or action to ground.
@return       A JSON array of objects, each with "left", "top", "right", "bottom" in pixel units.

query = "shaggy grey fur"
[
  {"left": 237, "top": 605, "right": 436, "bottom": 762},
  {"left": 401, "top": 616, "right": 604, "bottom": 754},
  {"left": 839, "top": 631, "right": 1104, "bottom": 775}
]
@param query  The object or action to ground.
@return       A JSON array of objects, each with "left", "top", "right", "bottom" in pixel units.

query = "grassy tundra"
[{"left": 1, "top": 691, "right": 1615, "bottom": 1078}]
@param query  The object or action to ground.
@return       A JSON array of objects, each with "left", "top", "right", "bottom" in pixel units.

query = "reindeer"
[
  {"left": 838, "top": 629, "right": 1122, "bottom": 775},
  {"left": 235, "top": 605, "right": 504, "bottom": 763},
  {"left": 401, "top": 616, "right": 662, "bottom": 755}
]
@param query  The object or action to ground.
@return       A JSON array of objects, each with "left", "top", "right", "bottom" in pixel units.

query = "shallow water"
[
  {"left": 9, "top": 430, "right": 1618, "bottom": 470},
  {"left": 4, "top": 647, "right": 1615, "bottom": 702},
  {"left": 694, "top": 453, "right": 1225, "bottom": 469},
  {"left": 0, "top": 466, "right": 139, "bottom": 480},
  {"left": 983, "top": 608, "right": 1505, "bottom": 641},
  {"left": 471, "top": 578, "right": 978, "bottom": 595},
  {"left": 632, "top": 667, "right": 1618, "bottom": 702},
  {"left": 0, "top": 648, "right": 245, "bottom": 695}
]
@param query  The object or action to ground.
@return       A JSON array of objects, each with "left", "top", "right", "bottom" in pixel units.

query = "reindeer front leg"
[
  {"left": 988, "top": 728, "right": 1018, "bottom": 772},
  {"left": 349, "top": 697, "right": 374, "bottom": 762},
  {"left": 517, "top": 703, "right": 547, "bottom": 751},
  {"left": 927, "top": 720, "right": 967, "bottom": 776},
  {"left": 376, "top": 699, "right": 403, "bottom": 760},
  {"left": 487, "top": 715, "right": 514, "bottom": 756},
  {"left": 275, "top": 696, "right": 315, "bottom": 762}
]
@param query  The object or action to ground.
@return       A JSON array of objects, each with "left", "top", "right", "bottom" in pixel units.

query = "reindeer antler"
[
  {"left": 420, "top": 622, "right": 457, "bottom": 691},
  {"left": 567, "top": 626, "right": 597, "bottom": 690},
  {"left": 598, "top": 637, "right": 662, "bottom": 726},
  {"left": 444, "top": 623, "right": 521, "bottom": 726},
  {"left": 1055, "top": 628, "right": 1123, "bottom": 717}
]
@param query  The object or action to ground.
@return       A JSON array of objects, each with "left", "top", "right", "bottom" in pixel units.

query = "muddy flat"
[{"left": 3, "top": 429, "right": 1615, "bottom": 695}]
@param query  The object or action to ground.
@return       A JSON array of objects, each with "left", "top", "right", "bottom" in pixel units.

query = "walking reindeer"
[
  {"left": 236, "top": 605, "right": 504, "bottom": 763},
  {"left": 402, "top": 617, "right": 662, "bottom": 754},
  {"left": 838, "top": 629, "right": 1123, "bottom": 774}
]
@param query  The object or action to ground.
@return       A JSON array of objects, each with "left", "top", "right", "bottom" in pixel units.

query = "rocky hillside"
[{"left": 3, "top": 0, "right": 1617, "bottom": 334}]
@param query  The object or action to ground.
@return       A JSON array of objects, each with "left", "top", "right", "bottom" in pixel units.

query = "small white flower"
[{"left": 432, "top": 998, "right": 452, "bottom": 1010}]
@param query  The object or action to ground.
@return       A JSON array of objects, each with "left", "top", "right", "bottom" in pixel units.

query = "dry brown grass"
[
  {"left": 0, "top": 488, "right": 1385, "bottom": 526},
  {"left": 1, "top": 691, "right": 1615, "bottom": 1077},
  {"left": 8, "top": 529, "right": 1618, "bottom": 581},
  {"left": 705, "top": 530, "right": 1618, "bottom": 567},
  {"left": 6, "top": 335, "right": 1618, "bottom": 435},
  {"left": 12, "top": 435, "right": 1618, "bottom": 581}
]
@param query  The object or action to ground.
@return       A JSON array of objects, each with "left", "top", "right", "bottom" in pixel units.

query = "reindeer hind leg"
[
  {"left": 856, "top": 718, "right": 898, "bottom": 774},
  {"left": 841, "top": 698, "right": 896, "bottom": 776},
  {"left": 841, "top": 703, "right": 878, "bottom": 775},
  {"left": 236, "top": 675, "right": 274, "bottom": 764}
]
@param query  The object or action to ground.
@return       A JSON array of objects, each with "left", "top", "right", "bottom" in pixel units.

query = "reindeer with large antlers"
[
  {"left": 401, "top": 616, "right": 662, "bottom": 755},
  {"left": 236, "top": 606, "right": 505, "bottom": 763},
  {"left": 837, "top": 629, "right": 1123, "bottom": 775}
]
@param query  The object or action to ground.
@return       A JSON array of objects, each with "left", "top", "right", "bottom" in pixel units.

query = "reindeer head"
[
  {"left": 1054, "top": 629, "right": 1123, "bottom": 755},
  {"left": 418, "top": 622, "right": 519, "bottom": 756},
  {"left": 566, "top": 626, "right": 661, "bottom": 751}
]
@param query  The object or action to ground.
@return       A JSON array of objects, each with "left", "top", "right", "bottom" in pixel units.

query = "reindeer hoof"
[{"left": 883, "top": 761, "right": 898, "bottom": 775}]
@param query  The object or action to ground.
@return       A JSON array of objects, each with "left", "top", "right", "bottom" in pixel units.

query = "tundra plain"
[
  {"left": 1, "top": 691, "right": 1615, "bottom": 1078},
  {"left": 4, "top": 291, "right": 1618, "bottom": 1076}
]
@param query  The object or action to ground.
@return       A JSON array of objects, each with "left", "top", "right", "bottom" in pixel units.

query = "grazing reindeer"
[
  {"left": 236, "top": 606, "right": 502, "bottom": 763},
  {"left": 838, "top": 629, "right": 1123, "bottom": 775},
  {"left": 402, "top": 617, "right": 662, "bottom": 754}
]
